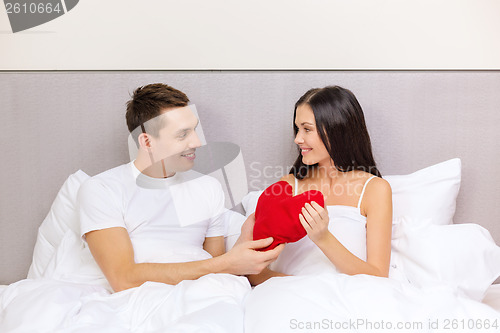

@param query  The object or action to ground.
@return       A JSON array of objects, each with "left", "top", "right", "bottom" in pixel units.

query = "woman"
[
  {"left": 248, "top": 85, "right": 392, "bottom": 285},
  {"left": 245, "top": 87, "right": 497, "bottom": 333},
  {"left": 281, "top": 85, "right": 392, "bottom": 277}
]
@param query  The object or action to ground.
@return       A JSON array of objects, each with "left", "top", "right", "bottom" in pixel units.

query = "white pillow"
[
  {"left": 242, "top": 158, "right": 462, "bottom": 226},
  {"left": 384, "top": 158, "right": 461, "bottom": 225},
  {"left": 222, "top": 209, "right": 246, "bottom": 251},
  {"left": 391, "top": 217, "right": 500, "bottom": 301},
  {"left": 27, "top": 170, "right": 90, "bottom": 279},
  {"left": 241, "top": 190, "right": 264, "bottom": 217}
]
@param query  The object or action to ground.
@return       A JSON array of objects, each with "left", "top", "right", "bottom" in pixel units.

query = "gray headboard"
[{"left": 1, "top": 71, "right": 499, "bottom": 285}]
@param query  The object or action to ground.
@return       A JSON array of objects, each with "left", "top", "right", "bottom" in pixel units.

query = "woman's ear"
[{"left": 138, "top": 132, "right": 153, "bottom": 151}]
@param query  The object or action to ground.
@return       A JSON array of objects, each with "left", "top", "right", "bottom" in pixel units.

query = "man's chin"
[{"left": 175, "top": 159, "right": 196, "bottom": 173}]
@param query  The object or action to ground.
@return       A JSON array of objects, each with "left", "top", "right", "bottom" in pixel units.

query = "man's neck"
[{"left": 134, "top": 156, "right": 175, "bottom": 179}]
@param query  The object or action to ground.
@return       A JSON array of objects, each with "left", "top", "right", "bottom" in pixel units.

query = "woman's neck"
[{"left": 311, "top": 160, "right": 344, "bottom": 180}]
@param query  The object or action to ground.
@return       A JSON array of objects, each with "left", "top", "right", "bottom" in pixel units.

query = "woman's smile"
[{"left": 300, "top": 147, "right": 312, "bottom": 155}]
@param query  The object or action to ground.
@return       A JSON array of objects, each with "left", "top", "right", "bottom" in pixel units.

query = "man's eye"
[{"left": 179, "top": 132, "right": 188, "bottom": 139}]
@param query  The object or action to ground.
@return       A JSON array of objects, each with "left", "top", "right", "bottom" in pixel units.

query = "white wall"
[
  {"left": 1, "top": 71, "right": 500, "bottom": 284},
  {"left": 1, "top": 0, "right": 500, "bottom": 70}
]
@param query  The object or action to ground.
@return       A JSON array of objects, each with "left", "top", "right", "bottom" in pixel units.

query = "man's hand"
[
  {"left": 223, "top": 237, "right": 284, "bottom": 275},
  {"left": 222, "top": 213, "right": 284, "bottom": 275}
]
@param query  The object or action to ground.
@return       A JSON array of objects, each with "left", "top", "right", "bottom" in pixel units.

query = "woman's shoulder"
[
  {"left": 279, "top": 173, "right": 296, "bottom": 187},
  {"left": 351, "top": 170, "right": 388, "bottom": 186},
  {"left": 353, "top": 171, "right": 390, "bottom": 192},
  {"left": 367, "top": 176, "right": 391, "bottom": 194},
  {"left": 347, "top": 171, "right": 391, "bottom": 204},
  {"left": 362, "top": 175, "right": 392, "bottom": 210},
  {"left": 359, "top": 173, "right": 392, "bottom": 217},
  {"left": 279, "top": 174, "right": 297, "bottom": 195}
]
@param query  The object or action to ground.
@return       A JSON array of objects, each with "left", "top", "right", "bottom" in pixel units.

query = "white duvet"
[
  {"left": 245, "top": 274, "right": 500, "bottom": 333},
  {"left": 0, "top": 229, "right": 251, "bottom": 333},
  {"left": 1, "top": 211, "right": 500, "bottom": 332},
  {"left": 2, "top": 223, "right": 500, "bottom": 333},
  {"left": 0, "top": 274, "right": 250, "bottom": 333},
  {"left": 2, "top": 273, "right": 499, "bottom": 333},
  {"left": 243, "top": 217, "right": 500, "bottom": 332}
]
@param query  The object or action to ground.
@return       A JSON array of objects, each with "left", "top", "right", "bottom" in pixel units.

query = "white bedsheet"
[
  {"left": 484, "top": 284, "right": 500, "bottom": 313},
  {"left": 245, "top": 274, "right": 500, "bottom": 333},
  {"left": 2, "top": 209, "right": 500, "bottom": 332},
  {"left": 0, "top": 274, "right": 250, "bottom": 333},
  {"left": 1, "top": 277, "right": 499, "bottom": 332}
]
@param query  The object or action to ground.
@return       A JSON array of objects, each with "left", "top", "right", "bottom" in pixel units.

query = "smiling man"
[{"left": 77, "top": 83, "right": 283, "bottom": 293}]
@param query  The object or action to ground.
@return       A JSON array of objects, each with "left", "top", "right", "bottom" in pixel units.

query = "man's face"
[{"left": 145, "top": 106, "right": 202, "bottom": 175}]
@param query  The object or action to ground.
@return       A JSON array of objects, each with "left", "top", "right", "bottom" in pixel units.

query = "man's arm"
[
  {"left": 86, "top": 219, "right": 284, "bottom": 292},
  {"left": 203, "top": 236, "right": 225, "bottom": 258}
]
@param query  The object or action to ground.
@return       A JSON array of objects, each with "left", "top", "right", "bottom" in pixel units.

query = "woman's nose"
[{"left": 294, "top": 133, "right": 303, "bottom": 145}]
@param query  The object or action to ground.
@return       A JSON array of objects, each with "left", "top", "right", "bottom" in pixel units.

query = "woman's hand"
[{"left": 299, "top": 201, "right": 330, "bottom": 244}]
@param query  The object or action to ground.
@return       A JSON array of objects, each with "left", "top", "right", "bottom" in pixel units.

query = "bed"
[{"left": 1, "top": 71, "right": 500, "bottom": 332}]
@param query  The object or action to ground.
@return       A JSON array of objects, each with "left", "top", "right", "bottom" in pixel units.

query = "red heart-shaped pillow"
[{"left": 253, "top": 181, "right": 325, "bottom": 251}]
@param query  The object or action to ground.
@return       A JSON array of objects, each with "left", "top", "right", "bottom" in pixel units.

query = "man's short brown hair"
[{"left": 126, "top": 83, "right": 190, "bottom": 143}]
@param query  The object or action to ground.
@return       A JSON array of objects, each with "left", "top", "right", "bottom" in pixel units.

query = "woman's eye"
[{"left": 304, "top": 128, "right": 311, "bottom": 132}]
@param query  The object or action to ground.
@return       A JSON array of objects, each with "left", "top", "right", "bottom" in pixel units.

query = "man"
[{"left": 78, "top": 83, "right": 283, "bottom": 292}]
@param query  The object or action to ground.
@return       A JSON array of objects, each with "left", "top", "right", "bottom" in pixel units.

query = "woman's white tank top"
[{"left": 269, "top": 175, "right": 376, "bottom": 275}]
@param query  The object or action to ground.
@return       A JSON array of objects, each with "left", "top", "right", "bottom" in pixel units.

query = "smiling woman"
[
  {"left": 273, "top": 86, "right": 392, "bottom": 278},
  {"left": 242, "top": 83, "right": 500, "bottom": 333},
  {"left": 292, "top": 86, "right": 382, "bottom": 180}
]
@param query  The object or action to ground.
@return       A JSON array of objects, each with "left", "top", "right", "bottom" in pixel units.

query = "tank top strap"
[
  {"left": 357, "top": 175, "right": 377, "bottom": 209},
  {"left": 294, "top": 176, "right": 298, "bottom": 196}
]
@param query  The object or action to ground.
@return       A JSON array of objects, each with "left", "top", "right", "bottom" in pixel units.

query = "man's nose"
[{"left": 189, "top": 132, "right": 202, "bottom": 149}]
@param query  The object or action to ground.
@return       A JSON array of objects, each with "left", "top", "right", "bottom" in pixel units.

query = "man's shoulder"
[
  {"left": 79, "top": 162, "right": 132, "bottom": 196},
  {"left": 93, "top": 163, "right": 132, "bottom": 180}
]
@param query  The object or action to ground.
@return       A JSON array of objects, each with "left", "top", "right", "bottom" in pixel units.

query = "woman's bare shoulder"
[
  {"left": 368, "top": 176, "right": 391, "bottom": 193},
  {"left": 361, "top": 176, "right": 392, "bottom": 217},
  {"left": 351, "top": 171, "right": 389, "bottom": 188},
  {"left": 364, "top": 176, "right": 392, "bottom": 208},
  {"left": 279, "top": 173, "right": 296, "bottom": 186}
]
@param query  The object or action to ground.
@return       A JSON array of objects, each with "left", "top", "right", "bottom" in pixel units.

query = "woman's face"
[{"left": 294, "top": 103, "right": 331, "bottom": 166}]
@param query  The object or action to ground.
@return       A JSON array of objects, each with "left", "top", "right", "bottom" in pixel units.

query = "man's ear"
[{"left": 138, "top": 132, "right": 153, "bottom": 151}]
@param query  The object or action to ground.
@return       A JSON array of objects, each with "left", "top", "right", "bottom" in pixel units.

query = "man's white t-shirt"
[{"left": 78, "top": 161, "right": 225, "bottom": 264}]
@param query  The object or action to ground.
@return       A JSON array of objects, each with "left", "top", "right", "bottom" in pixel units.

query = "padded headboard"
[{"left": 1, "top": 71, "right": 499, "bottom": 284}]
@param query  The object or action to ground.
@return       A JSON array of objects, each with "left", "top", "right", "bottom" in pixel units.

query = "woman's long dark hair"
[{"left": 290, "top": 86, "right": 382, "bottom": 179}]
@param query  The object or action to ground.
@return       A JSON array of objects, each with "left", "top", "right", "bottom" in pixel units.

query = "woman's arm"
[
  {"left": 299, "top": 177, "right": 392, "bottom": 277},
  {"left": 247, "top": 267, "right": 288, "bottom": 286}
]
